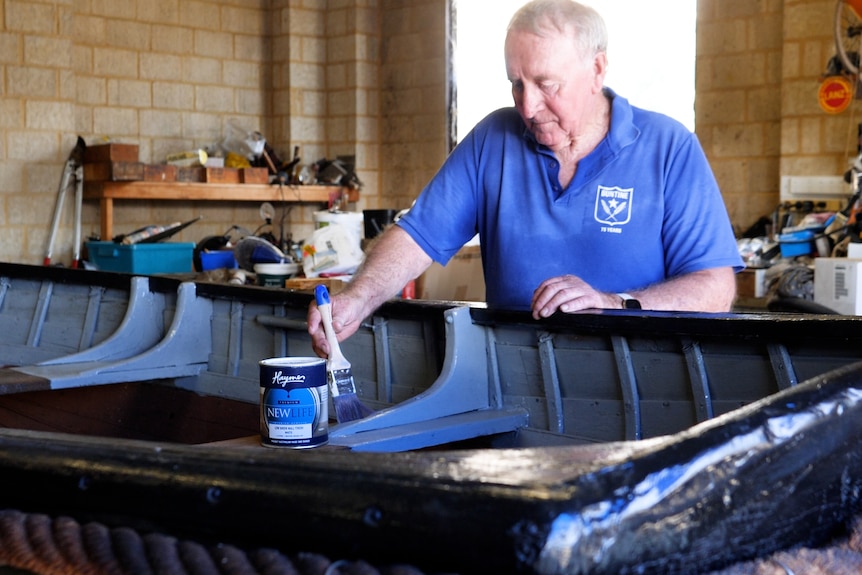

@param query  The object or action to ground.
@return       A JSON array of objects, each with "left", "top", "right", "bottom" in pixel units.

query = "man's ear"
[{"left": 592, "top": 51, "right": 608, "bottom": 93}]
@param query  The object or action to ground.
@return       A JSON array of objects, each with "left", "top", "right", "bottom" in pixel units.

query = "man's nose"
[{"left": 518, "top": 84, "right": 543, "bottom": 117}]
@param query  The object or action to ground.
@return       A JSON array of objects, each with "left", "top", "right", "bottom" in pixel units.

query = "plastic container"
[
  {"left": 778, "top": 230, "right": 815, "bottom": 258},
  {"left": 86, "top": 242, "right": 195, "bottom": 274},
  {"left": 254, "top": 262, "right": 299, "bottom": 287},
  {"left": 200, "top": 250, "right": 238, "bottom": 270}
]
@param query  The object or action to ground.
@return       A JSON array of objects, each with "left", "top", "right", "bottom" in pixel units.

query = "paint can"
[{"left": 259, "top": 357, "right": 329, "bottom": 448}]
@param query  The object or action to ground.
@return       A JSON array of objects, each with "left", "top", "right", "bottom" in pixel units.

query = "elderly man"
[{"left": 308, "top": 0, "right": 742, "bottom": 356}]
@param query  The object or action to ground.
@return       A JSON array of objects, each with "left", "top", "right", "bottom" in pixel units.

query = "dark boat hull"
[
  {"left": 0, "top": 361, "right": 858, "bottom": 574},
  {"left": 0, "top": 262, "right": 861, "bottom": 573}
]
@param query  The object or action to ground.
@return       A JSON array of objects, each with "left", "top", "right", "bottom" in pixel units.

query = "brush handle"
[
  {"left": 315, "top": 284, "right": 330, "bottom": 307},
  {"left": 315, "top": 285, "right": 349, "bottom": 368}
]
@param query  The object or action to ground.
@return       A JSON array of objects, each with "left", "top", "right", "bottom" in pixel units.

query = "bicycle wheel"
[{"left": 835, "top": 0, "right": 862, "bottom": 76}]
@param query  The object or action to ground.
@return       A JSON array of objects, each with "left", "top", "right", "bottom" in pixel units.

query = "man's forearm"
[
  {"left": 630, "top": 267, "right": 737, "bottom": 312},
  {"left": 342, "top": 225, "right": 433, "bottom": 316}
]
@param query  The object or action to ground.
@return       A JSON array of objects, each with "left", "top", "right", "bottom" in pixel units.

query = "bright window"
[{"left": 453, "top": 0, "right": 697, "bottom": 141}]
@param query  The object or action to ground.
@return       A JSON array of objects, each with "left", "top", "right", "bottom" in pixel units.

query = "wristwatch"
[{"left": 617, "top": 293, "right": 642, "bottom": 309}]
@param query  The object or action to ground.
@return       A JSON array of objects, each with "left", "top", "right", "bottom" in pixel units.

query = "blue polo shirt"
[{"left": 397, "top": 89, "right": 743, "bottom": 309}]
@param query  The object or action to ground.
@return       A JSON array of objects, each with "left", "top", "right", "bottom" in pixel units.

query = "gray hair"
[{"left": 507, "top": 0, "right": 608, "bottom": 59}]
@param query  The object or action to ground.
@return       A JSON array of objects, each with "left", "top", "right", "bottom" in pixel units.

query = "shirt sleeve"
[
  {"left": 395, "top": 129, "right": 484, "bottom": 266},
  {"left": 660, "top": 132, "right": 744, "bottom": 277}
]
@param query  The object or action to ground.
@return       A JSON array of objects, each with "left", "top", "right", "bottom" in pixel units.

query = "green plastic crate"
[{"left": 86, "top": 242, "right": 194, "bottom": 274}]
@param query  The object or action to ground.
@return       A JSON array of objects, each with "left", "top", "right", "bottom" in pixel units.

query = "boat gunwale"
[{"left": 469, "top": 304, "right": 862, "bottom": 341}]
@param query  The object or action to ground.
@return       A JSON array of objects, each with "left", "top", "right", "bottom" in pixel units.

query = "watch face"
[{"left": 624, "top": 299, "right": 641, "bottom": 309}]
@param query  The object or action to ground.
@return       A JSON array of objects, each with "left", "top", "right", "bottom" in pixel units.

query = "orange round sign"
[{"left": 819, "top": 75, "right": 853, "bottom": 114}]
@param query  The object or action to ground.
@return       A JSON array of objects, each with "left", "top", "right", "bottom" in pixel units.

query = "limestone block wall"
[
  {"left": 1, "top": 0, "right": 847, "bottom": 268},
  {"left": 0, "top": 0, "right": 447, "bottom": 267},
  {"left": 76, "top": 0, "right": 275, "bottom": 245},
  {"left": 779, "top": 0, "right": 858, "bottom": 178},
  {"left": 272, "top": 0, "right": 402, "bottom": 243},
  {"left": 379, "top": 0, "right": 449, "bottom": 210},
  {"left": 697, "top": 0, "right": 858, "bottom": 233},
  {"left": 697, "top": 0, "right": 784, "bottom": 233},
  {"left": 1, "top": 0, "right": 279, "bottom": 264}
]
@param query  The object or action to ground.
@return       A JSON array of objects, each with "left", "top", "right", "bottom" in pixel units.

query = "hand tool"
[
  {"left": 315, "top": 284, "right": 373, "bottom": 423},
  {"left": 45, "top": 136, "right": 86, "bottom": 266}
]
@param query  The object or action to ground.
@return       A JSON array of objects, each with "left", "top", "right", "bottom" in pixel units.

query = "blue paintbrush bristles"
[{"left": 329, "top": 368, "right": 374, "bottom": 423}]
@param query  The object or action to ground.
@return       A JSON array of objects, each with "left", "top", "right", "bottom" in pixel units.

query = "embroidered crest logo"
[{"left": 594, "top": 186, "right": 633, "bottom": 226}]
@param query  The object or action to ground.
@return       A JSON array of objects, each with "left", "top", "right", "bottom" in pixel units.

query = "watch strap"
[{"left": 617, "top": 293, "right": 642, "bottom": 310}]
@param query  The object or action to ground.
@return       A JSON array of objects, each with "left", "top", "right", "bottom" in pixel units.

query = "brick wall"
[
  {"left": 697, "top": 0, "right": 784, "bottom": 233},
  {"left": 380, "top": 0, "right": 449, "bottom": 210},
  {"left": 697, "top": 0, "right": 855, "bottom": 233},
  {"left": 1, "top": 0, "right": 843, "bottom": 268},
  {"left": 1, "top": 0, "right": 278, "bottom": 264},
  {"left": 0, "top": 0, "right": 447, "bottom": 267}
]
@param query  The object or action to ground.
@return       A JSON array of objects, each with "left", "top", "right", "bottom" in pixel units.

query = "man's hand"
[
  {"left": 531, "top": 274, "right": 619, "bottom": 319},
  {"left": 530, "top": 267, "right": 737, "bottom": 319},
  {"left": 306, "top": 226, "right": 434, "bottom": 358},
  {"left": 307, "top": 291, "right": 367, "bottom": 358}
]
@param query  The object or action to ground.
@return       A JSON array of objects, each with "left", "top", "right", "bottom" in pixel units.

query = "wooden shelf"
[{"left": 83, "top": 181, "right": 358, "bottom": 240}]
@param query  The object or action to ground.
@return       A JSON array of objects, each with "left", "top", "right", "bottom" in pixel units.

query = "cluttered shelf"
[{"left": 83, "top": 181, "right": 358, "bottom": 241}]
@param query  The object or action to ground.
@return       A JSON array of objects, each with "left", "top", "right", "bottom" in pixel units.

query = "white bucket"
[
  {"left": 313, "top": 210, "right": 364, "bottom": 245},
  {"left": 254, "top": 262, "right": 299, "bottom": 287}
]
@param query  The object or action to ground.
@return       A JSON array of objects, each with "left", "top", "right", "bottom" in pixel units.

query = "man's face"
[{"left": 504, "top": 28, "right": 606, "bottom": 151}]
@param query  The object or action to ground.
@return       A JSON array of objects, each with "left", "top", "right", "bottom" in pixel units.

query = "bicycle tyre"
[{"left": 835, "top": 0, "right": 862, "bottom": 76}]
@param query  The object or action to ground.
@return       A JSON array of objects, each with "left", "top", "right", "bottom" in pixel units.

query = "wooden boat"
[
  {"left": 0, "top": 261, "right": 861, "bottom": 573},
  {"left": 0, "top": 263, "right": 140, "bottom": 366}
]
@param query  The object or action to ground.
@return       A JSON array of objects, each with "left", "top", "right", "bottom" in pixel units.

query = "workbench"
[{"left": 83, "top": 181, "right": 357, "bottom": 240}]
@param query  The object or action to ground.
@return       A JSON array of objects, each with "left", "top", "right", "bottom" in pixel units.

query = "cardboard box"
[
  {"left": 83, "top": 143, "right": 139, "bottom": 163},
  {"left": 736, "top": 268, "right": 767, "bottom": 299},
  {"left": 205, "top": 167, "right": 240, "bottom": 183},
  {"left": 240, "top": 167, "right": 269, "bottom": 184},
  {"left": 814, "top": 257, "right": 862, "bottom": 314},
  {"left": 83, "top": 162, "right": 144, "bottom": 181},
  {"left": 177, "top": 167, "right": 206, "bottom": 182},
  {"left": 848, "top": 243, "right": 862, "bottom": 258},
  {"left": 417, "top": 244, "right": 485, "bottom": 301},
  {"left": 143, "top": 164, "right": 178, "bottom": 182}
]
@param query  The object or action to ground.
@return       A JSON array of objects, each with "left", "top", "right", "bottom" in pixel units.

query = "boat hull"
[
  {"left": 0, "top": 263, "right": 860, "bottom": 572},
  {"left": 0, "top": 361, "right": 858, "bottom": 574},
  {"left": 6, "top": 261, "right": 862, "bottom": 451}
]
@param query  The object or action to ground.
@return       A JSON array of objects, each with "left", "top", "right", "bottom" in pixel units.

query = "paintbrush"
[{"left": 315, "top": 284, "right": 374, "bottom": 423}]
